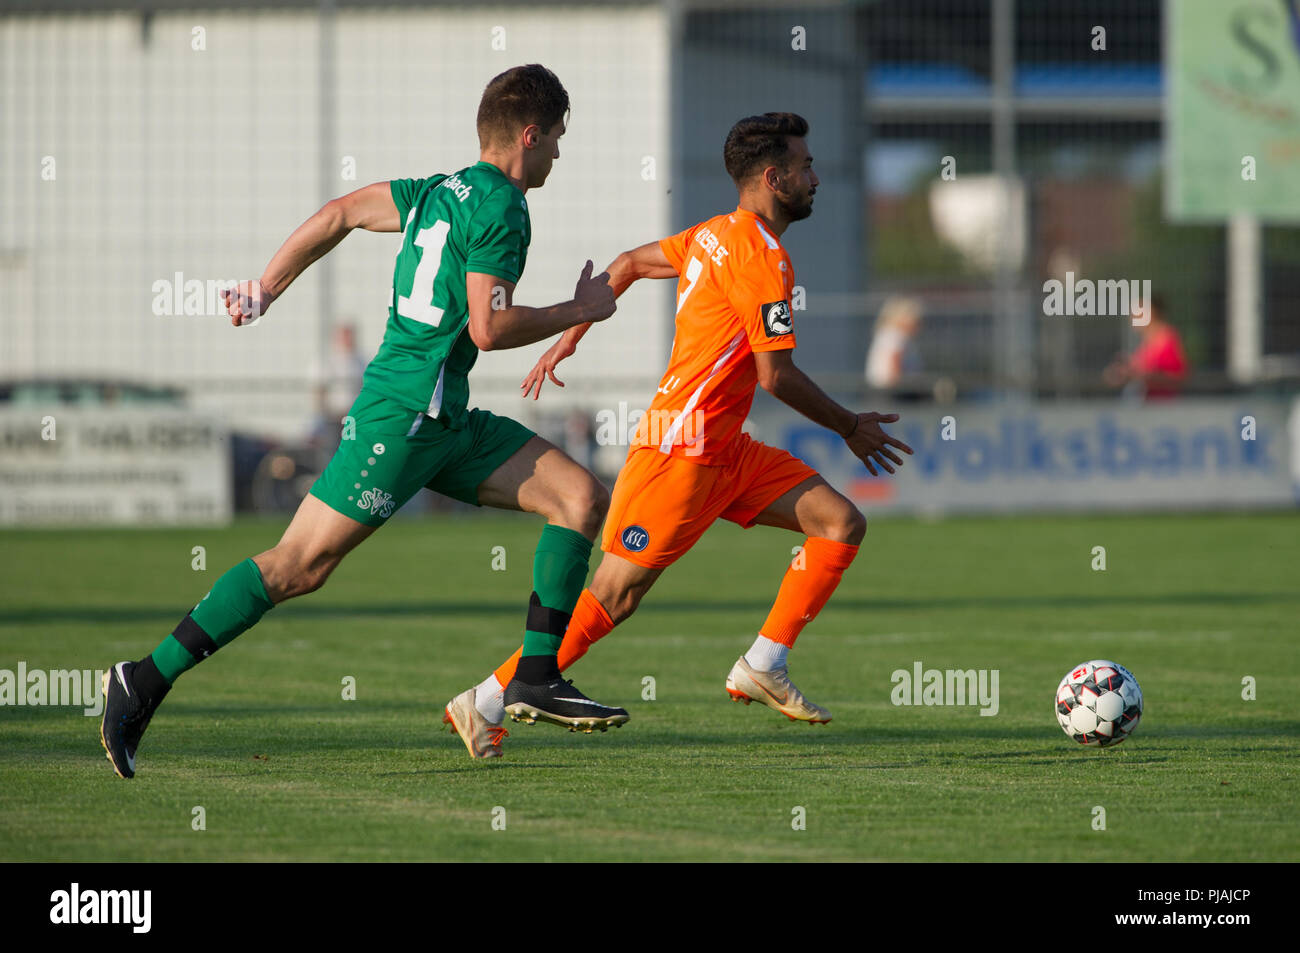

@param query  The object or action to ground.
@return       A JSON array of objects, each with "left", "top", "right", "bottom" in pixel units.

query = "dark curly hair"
[{"left": 723, "top": 112, "right": 810, "bottom": 185}]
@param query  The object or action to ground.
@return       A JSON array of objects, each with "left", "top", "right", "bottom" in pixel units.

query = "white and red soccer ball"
[{"left": 1055, "top": 660, "right": 1143, "bottom": 747}]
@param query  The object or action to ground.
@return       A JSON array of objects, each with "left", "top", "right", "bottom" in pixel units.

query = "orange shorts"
[{"left": 602, "top": 432, "right": 817, "bottom": 569}]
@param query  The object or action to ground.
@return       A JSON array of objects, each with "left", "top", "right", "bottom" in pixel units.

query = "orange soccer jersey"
[
  {"left": 631, "top": 207, "right": 798, "bottom": 466},
  {"left": 602, "top": 208, "right": 815, "bottom": 569}
]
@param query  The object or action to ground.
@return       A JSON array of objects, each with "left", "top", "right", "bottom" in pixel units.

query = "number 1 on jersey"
[{"left": 397, "top": 219, "right": 451, "bottom": 327}]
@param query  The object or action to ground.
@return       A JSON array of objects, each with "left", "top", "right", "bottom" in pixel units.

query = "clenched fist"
[{"left": 221, "top": 280, "right": 273, "bottom": 326}]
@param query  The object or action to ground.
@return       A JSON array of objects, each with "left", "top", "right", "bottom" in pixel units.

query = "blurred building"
[
  {"left": 2, "top": 0, "right": 1297, "bottom": 522},
  {"left": 1, "top": 0, "right": 676, "bottom": 441}
]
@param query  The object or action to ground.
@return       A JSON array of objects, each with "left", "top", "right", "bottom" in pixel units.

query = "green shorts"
[{"left": 310, "top": 389, "right": 534, "bottom": 526}]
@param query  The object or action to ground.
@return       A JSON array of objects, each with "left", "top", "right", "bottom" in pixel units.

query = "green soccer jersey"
[{"left": 362, "top": 161, "right": 531, "bottom": 427}]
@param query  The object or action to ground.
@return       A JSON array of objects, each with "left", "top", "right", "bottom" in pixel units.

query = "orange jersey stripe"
[{"left": 632, "top": 208, "right": 796, "bottom": 465}]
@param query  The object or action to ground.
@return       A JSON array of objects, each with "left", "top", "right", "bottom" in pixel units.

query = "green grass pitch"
[{"left": 1, "top": 510, "right": 1296, "bottom": 861}]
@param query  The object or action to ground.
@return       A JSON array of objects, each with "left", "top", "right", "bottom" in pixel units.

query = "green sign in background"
[{"left": 1167, "top": 0, "right": 1300, "bottom": 221}]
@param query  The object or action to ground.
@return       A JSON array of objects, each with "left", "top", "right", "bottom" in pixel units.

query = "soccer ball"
[{"left": 1055, "top": 660, "right": 1142, "bottom": 747}]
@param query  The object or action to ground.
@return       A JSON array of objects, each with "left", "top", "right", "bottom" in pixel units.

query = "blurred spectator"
[
  {"left": 865, "top": 296, "right": 924, "bottom": 390},
  {"left": 1103, "top": 294, "right": 1188, "bottom": 400},
  {"left": 314, "top": 322, "right": 367, "bottom": 442},
  {"left": 563, "top": 409, "right": 594, "bottom": 473}
]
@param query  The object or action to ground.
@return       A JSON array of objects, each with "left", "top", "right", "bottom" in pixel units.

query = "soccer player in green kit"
[{"left": 100, "top": 65, "right": 629, "bottom": 776}]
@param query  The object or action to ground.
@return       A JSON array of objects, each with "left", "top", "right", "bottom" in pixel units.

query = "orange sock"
[
  {"left": 493, "top": 588, "right": 616, "bottom": 687},
  {"left": 758, "top": 537, "right": 859, "bottom": 647}
]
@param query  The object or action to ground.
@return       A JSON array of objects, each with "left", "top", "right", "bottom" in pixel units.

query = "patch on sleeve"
[{"left": 761, "top": 300, "right": 793, "bottom": 337}]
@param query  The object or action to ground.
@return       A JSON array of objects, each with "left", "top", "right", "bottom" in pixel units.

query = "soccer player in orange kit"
[{"left": 442, "top": 112, "right": 912, "bottom": 758}]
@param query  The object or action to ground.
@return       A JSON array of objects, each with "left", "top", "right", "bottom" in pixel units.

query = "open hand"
[
  {"left": 520, "top": 336, "right": 577, "bottom": 400},
  {"left": 846, "top": 412, "right": 913, "bottom": 476}
]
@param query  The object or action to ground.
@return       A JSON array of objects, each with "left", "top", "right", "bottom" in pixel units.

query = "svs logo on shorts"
[
  {"left": 761, "top": 300, "right": 793, "bottom": 337},
  {"left": 357, "top": 488, "right": 395, "bottom": 518},
  {"left": 620, "top": 525, "right": 650, "bottom": 552}
]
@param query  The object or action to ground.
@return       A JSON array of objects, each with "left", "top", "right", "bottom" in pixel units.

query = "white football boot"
[
  {"left": 725, "top": 656, "right": 832, "bottom": 724},
  {"left": 443, "top": 688, "right": 508, "bottom": 759}
]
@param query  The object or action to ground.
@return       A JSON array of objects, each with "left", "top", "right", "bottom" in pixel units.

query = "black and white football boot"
[
  {"left": 99, "top": 661, "right": 167, "bottom": 779},
  {"left": 503, "top": 676, "right": 629, "bottom": 733}
]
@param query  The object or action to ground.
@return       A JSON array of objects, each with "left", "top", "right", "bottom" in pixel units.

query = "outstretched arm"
[
  {"left": 521, "top": 240, "right": 678, "bottom": 399},
  {"left": 222, "top": 181, "right": 401, "bottom": 326},
  {"left": 466, "top": 260, "right": 616, "bottom": 352},
  {"left": 608, "top": 240, "right": 679, "bottom": 293},
  {"left": 755, "top": 349, "right": 913, "bottom": 476}
]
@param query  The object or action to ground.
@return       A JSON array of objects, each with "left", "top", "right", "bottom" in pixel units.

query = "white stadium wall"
[{"left": 0, "top": 6, "right": 672, "bottom": 441}]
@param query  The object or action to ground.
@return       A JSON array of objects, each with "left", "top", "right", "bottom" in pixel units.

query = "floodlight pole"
[
  {"left": 991, "top": 0, "right": 1026, "bottom": 397},
  {"left": 1227, "top": 212, "right": 1262, "bottom": 384},
  {"left": 318, "top": 0, "right": 337, "bottom": 418}
]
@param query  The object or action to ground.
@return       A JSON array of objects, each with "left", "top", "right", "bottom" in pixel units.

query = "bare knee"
[
  {"left": 819, "top": 504, "right": 867, "bottom": 546},
  {"left": 256, "top": 546, "right": 340, "bottom": 602},
  {"left": 551, "top": 475, "right": 609, "bottom": 539}
]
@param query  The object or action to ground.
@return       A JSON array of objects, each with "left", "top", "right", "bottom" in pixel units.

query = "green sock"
[
  {"left": 521, "top": 525, "right": 593, "bottom": 658},
  {"left": 150, "top": 558, "right": 274, "bottom": 683}
]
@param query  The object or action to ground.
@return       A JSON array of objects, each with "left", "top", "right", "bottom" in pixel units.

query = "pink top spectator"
[{"left": 1130, "top": 325, "right": 1187, "bottom": 399}]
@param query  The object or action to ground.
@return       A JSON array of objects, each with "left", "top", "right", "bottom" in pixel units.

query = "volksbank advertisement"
[{"left": 769, "top": 399, "right": 1297, "bottom": 513}]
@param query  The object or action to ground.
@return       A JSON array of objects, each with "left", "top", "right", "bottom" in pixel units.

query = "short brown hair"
[
  {"left": 476, "top": 64, "right": 570, "bottom": 149},
  {"left": 723, "top": 112, "right": 810, "bottom": 185}
]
